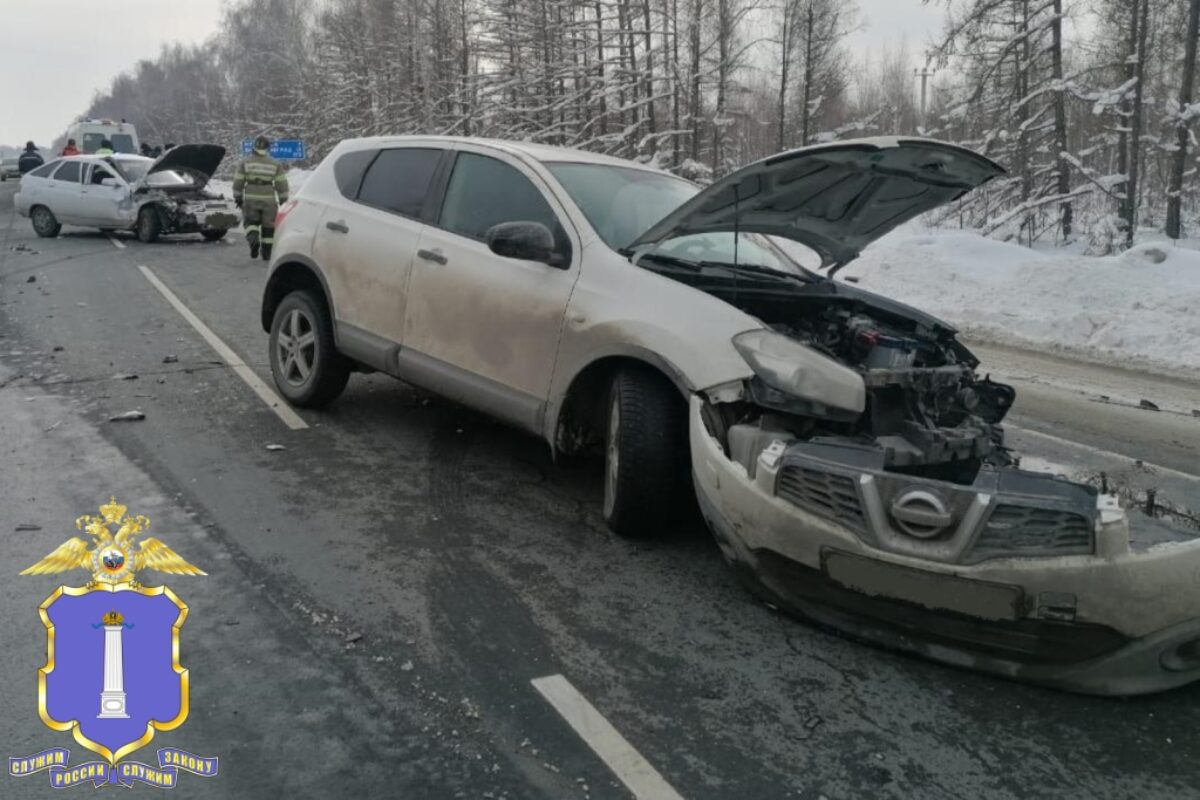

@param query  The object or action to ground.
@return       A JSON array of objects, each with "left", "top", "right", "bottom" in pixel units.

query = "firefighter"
[{"left": 232, "top": 135, "right": 289, "bottom": 261}]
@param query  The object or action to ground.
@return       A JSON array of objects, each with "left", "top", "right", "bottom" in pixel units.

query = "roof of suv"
[{"left": 342, "top": 135, "right": 666, "bottom": 173}]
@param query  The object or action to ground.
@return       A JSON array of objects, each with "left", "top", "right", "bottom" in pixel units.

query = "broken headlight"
[{"left": 732, "top": 329, "right": 866, "bottom": 415}]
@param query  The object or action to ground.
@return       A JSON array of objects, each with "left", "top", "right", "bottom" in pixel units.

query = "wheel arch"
[
  {"left": 550, "top": 349, "right": 692, "bottom": 459},
  {"left": 261, "top": 255, "right": 335, "bottom": 336}
]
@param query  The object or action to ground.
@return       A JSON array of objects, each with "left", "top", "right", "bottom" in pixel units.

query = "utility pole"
[{"left": 914, "top": 54, "right": 935, "bottom": 130}]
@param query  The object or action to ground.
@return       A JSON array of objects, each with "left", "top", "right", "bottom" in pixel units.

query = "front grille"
[
  {"left": 968, "top": 504, "right": 1093, "bottom": 562},
  {"left": 776, "top": 465, "right": 865, "bottom": 533}
]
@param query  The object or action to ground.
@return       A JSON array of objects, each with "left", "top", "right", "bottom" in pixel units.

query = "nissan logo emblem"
[{"left": 889, "top": 489, "right": 953, "bottom": 539}]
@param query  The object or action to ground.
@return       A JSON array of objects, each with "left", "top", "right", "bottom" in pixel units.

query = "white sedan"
[{"left": 13, "top": 144, "right": 239, "bottom": 242}]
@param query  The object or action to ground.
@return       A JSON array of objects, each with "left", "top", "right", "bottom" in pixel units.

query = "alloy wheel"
[{"left": 275, "top": 308, "right": 317, "bottom": 387}]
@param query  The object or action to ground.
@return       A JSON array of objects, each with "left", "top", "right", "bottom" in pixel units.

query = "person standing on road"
[
  {"left": 18, "top": 141, "right": 43, "bottom": 174},
  {"left": 95, "top": 139, "right": 115, "bottom": 156},
  {"left": 60, "top": 139, "right": 81, "bottom": 157},
  {"left": 232, "top": 135, "right": 289, "bottom": 261}
]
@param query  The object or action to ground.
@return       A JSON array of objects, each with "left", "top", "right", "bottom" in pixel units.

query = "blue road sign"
[{"left": 240, "top": 139, "right": 306, "bottom": 160}]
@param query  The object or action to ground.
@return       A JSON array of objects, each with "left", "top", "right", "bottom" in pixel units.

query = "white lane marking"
[
  {"left": 1008, "top": 424, "right": 1197, "bottom": 482},
  {"left": 531, "top": 674, "right": 685, "bottom": 800},
  {"left": 137, "top": 265, "right": 308, "bottom": 430},
  {"left": 107, "top": 235, "right": 126, "bottom": 250}
]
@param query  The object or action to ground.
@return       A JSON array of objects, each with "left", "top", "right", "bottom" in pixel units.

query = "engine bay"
[{"left": 644, "top": 258, "right": 1018, "bottom": 485}]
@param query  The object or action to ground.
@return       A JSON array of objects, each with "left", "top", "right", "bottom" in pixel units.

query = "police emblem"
[{"left": 8, "top": 498, "right": 219, "bottom": 789}]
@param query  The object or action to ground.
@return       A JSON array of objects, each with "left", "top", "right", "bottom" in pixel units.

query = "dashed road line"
[
  {"left": 1008, "top": 423, "right": 1198, "bottom": 482},
  {"left": 531, "top": 674, "right": 686, "bottom": 800},
  {"left": 107, "top": 234, "right": 126, "bottom": 250},
  {"left": 137, "top": 264, "right": 308, "bottom": 430}
]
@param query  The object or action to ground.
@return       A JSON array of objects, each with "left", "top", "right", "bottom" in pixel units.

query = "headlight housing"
[{"left": 732, "top": 329, "right": 866, "bottom": 415}]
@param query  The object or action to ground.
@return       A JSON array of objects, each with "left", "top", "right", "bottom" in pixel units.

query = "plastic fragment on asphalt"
[
  {"left": 266, "top": 444, "right": 286, "bottom": 451},
  {"left": 113, "top": 373, "right": 138, "bottom": 381},
  {"left": 108, "top": 410, "right": 145, "bottom": 422},
  {"left": 15, "top": 524, "right": 41, "bottom": 531},
  {"left": 25, "top": 275, "right": 35, "bottom": 283},
  {"left": 163, "top": 354, "right": 178, "bottom": 363},
  {"left": 1139, "top": 399, "right": 1159, "bottom": 410}
]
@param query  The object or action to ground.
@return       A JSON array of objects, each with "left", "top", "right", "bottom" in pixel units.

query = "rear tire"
[
  {"left": 31, "top": 206, "right": 61, "bottom": 238},
  {"left": 136, "top": 207, "right": 161, "bottom": 243},
  {"left": 602, "top": 366, "right": 688, "bottom": 538},
  {"left": 201, "top": 229, "right": 227, "bottom": 242},
  {"left": 268, "top": 290, "right": 350, "bottom": 408}
]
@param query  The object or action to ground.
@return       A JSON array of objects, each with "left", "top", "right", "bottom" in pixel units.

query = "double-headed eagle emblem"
[{"left": 21, "top": 497, "right": 205, "bottom": 586}]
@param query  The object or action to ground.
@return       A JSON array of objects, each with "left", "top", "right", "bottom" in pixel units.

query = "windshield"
[
  {"left": 546, "top": 162, "right": 697, "bottom": 249},
  {"left": 110, "top": 160, "right": 190, "bottom": 187},
  {"left": 547, "top": 161, "right": 807, "bottom": 277}
]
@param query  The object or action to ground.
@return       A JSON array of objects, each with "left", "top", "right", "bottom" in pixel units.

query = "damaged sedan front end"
[
  {"left": 627, "top": 138, "right": 1200, "bottom": 695},
  {"left": 111, "top": 144, "right": 239, "bottom": 242}
]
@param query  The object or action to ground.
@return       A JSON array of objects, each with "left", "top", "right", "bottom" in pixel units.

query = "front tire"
[
  {"left": 602, "top": 366, "right": 688, "bottom": 538},
  {"left": 136, "top": 207, "right": 161, "bottom": 243},
  {"left": 201, "top": 229, "right": 227, "bottom": 242},
  {"left": 31, "top": 206, "right": 61, "bottom": 238},
  {"left": 268, "top": 290, "right": 349, "bottom": 408}
]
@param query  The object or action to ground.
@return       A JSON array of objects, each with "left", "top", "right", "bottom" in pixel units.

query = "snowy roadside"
[{"left": 830, "top": 227, "right": 1200, "bottom": 380}]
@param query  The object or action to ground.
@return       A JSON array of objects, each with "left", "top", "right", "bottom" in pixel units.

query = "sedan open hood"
[
  {"left": 629, "top": 137, "right": 1004, "bottom": 268},
  {"left": 144, "top": 144, "right": 226, "bottom": 186}
]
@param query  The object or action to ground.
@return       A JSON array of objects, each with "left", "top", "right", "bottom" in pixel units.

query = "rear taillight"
[{"left": 275, "top": 199, "right": 298, "bottom": 229}]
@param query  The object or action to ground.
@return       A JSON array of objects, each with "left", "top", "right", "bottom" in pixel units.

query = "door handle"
[
  {"left": 417, "top": 248, "right": 447, "bottom": 265},
  {"left": 325, "top": 220, "right": 349, "bottom": 234}
]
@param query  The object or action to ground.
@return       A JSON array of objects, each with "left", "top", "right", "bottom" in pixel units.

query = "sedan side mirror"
[
  {"left": 100, "top": 177, "right": 119, "bottom": 188},
  {"left": 486, "top": 221, "right": 566, "bottom": 267}
]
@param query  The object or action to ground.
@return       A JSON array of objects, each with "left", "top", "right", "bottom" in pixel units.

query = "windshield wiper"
[
  {"left": 622, "top": 248, "right": 702, "bottom": 271},
  {"left": 697, "top": 260, "right": 814, "bottom": 284}
]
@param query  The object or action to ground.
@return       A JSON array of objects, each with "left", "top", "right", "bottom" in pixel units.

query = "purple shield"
[{"left": 40, "top": 586, "right": 188, "bottom": 763}]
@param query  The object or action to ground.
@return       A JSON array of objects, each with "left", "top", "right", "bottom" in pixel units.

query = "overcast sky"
[{"left": 1, "top": 0, "right": 945, "bottom": 149}]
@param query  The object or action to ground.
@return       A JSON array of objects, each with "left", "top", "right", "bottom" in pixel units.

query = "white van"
[{"left": 65, "top": 119, "right": 140, "bottom": 154}]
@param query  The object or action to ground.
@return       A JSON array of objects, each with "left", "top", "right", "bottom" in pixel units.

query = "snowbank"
[{"left": 836, "top": 228, "right": 1200, "bottom": 377}]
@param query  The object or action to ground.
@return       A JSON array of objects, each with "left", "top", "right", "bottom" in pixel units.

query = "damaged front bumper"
[{"left": 689, "top": 396, "right": 1200, "bottom": 695}]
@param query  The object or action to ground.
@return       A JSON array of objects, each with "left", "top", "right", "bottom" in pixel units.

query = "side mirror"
[
  {"left": 100, "top": 177, "right": 118, "bottom": 188},
  {"left": 486, "top": 221, "right": 565, "bottom": 267}
]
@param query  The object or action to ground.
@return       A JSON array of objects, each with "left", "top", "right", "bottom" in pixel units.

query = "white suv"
[{"left": 262, "top": 136, "right": 1200, "bottom": 695}]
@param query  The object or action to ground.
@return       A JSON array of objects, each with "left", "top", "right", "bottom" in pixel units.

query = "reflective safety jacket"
[{"left": 233, "top": 150, "right": 289, "bottom": 209}]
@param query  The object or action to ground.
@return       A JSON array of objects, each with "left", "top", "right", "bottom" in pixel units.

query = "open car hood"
[
  {"left": 142, "top": 143, "right": 226, "bottom": 186},
  {"left": 628, "top": 137, "right": 1004, "bottom": 268}
]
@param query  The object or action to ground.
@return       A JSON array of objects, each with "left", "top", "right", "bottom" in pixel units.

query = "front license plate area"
[{"left": 822, "top": 549, "right": 1024, "bottom": 621}]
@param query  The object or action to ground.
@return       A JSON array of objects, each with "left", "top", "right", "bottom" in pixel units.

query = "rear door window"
[
  {"left": 438, "top": 153, "right": 558, "bottom": 240},
  {"left": 53, "top": 161, "right": 82, "bottom": 183},
  {"left": 29, "top": 162, "right": 57, "bottom": 178},
  {"left": 356, "top": 148, "right": 441, "bottom": 218},
  {"left": 334, "top": 149, "right": 376, "bottom": 200}
]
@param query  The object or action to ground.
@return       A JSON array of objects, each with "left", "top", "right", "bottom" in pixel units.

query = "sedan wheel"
[
  {"left": 268, "top": 290, "right": 349, "bottom": 408},
  {"left": 31, "top": 206, "right": 61, "bottom": 238},
  {"left": 136, "top": 208, "right": 161, "bottom": 243}
]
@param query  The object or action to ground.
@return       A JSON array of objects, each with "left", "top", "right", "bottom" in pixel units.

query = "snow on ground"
[{"left": 834, "top": 227, "right": 1200, "bottom": 378}]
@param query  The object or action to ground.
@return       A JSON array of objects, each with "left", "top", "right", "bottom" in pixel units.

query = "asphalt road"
[{"left": 0, "top": 179, "right": 1197, "bottom": 800}]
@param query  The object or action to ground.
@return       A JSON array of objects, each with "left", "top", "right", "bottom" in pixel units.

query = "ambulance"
[{"left": 65, "top": 119, "right": 140, "bottom": 154}]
